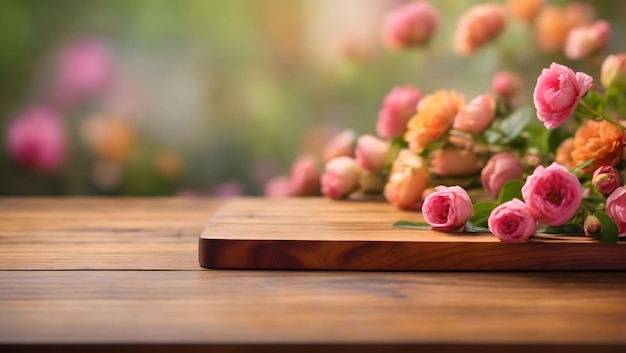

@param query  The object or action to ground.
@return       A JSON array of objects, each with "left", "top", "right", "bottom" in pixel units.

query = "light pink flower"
[
  {"left": 564, "top": 20, "right": 611, "bottom": 60},
  {"left": 265, "top": 176, "right": 292, "bottom": 198},
  {"left": 606, "top": 186, "right": 626, "bottom": 237},
  {"left": 212, "top": 181, "right": 244, "bottom": 198},
  {"left": 7, "top": 106, "right": 66, "bottom": 172},
  {"left": 377, "top": 85, "right": 422, "bottom": 139},
  {"left": 533, "top": 63, "right": 593, "bottom": 129},
  {"left": 355, "top": 135, "right": 390, "bottom": 172},
  {"left": 384, "top": 149, "right": 429, "bottom": 210},
  {"left": 521, "top": 163, "right": 582, "bottom": 226},
  {"left": 453, "top": 94, "right": 496, "bottom": 134},
  {"left": 422, "top": 185, "right": 473, "bottom": 231},
  {"left": 321, "top": 156, "right": 362, "bottom": 199},
  {"left": 289, "top": 155, "right": 321, "bottom": 196},
  {"left": 492, "top": 71, "right": 523, "bottom": 98},
  {"left": 455, "top": 4, "right": 506, "bottom": 56},
  {"left": 430, "top": 148, "right": 480, "bottom": 177},
  {"left": 488, "top": 199, "right": 538, "bottom": 242},
  {"left": 323, "top": 129, "right": 356, "bottom": 163},
  {"left": 54, "top": 39, "right": 114, "bottom": 105},
  {"left": 383, "top": 1, "right": 439, "bottom": 50},
  {"left": 481, "top": 153, "right": 524, "bottom": 198},
  {"left": 592, "top": 166, "right": 622, "bottom": 195},
  {"left": 601, "top": 54, "right": 626, "bottom": 89}
]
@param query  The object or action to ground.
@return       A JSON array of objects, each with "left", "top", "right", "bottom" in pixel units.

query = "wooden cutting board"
[{"left": 199, "top": 198, "right": 626, "bottom": 271}]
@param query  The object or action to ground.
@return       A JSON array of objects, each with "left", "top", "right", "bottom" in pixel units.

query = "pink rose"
[
  {"left": 430, "top": 148, "right": 480, "bottom": 177},
  {"left": 422, "top": 185, "right": 473, "bottom": 231},
  {"left": 7, "top": 106, "right": 66, "bottom": 173},
  {"left": 533, "top": 63, "right": 593, "bottom": 129},
  {"left": 323, "top": 129, "right": 356, "bottom": 163},
  {"left": 321, "top": 156, "right": 362, "bottom": 199},
  {"left": 564, "top": 20, "right": 611, "bottom": 61},
  {"left": 481, "top": 153, "right": 524, "bottom": 198},
  {"left": 521, "top": 163, "right": 582, "bottom": 226},
  {"left": 606, "top": 186, "right": 626, "bottom": 237},
  {"left": 384, "top": 149, "right": 429, "bottom": 210},
  {"left": 592, "top": 166, "right": 622, "bottom": 195},
  {"left": 453, "top": 94, "right": 496, "bottom": 134},
  {"left": 289, "top": 155, "right": 320, "bottom": 196},
  {"left": 488, "top": 199, "right": 538, "bottom": 242},
  {"left": 377, "top": 85, "right": 422, "bottom": 139},
  {"left": 455, "top": 4, "right": 506, "bottom": 56},
  {"left": 492, "top": 71, "right": 523, "bottom": 98},
  {"left": 383, "top": 1, "right": 439, "bottom": 50},
  {"left": 264, "top": 176, "right": 292, "bottom": 198},
  {"left": 355, "top": 135, "right": 390, "bottom": 172}
]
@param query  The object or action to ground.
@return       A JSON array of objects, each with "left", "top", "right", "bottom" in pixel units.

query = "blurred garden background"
[{"left": 0, "top": 0, "right": 624, "bottom": 196}]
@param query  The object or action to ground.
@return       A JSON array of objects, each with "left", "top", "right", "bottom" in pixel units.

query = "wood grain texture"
[{"left": 200, "top": 198, "right": 626, "bottom": 270}]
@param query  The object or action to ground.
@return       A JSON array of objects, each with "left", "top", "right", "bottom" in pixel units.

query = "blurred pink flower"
[
  {"left": 455, "top": 4, "right": 506, "bottom": 56},
  {"left": 384, "top": 149, "right": 429, "bottom": 210},
  {"left": 213, "top": 181, "right": 244, "bottom": 198},
  {"left": 377, "top": 85, "right": 422, "bottom": 139},
  {"left": 430, "top": 148, "right": 480, "bottom": 177},
  {"left": 488, "top": 199, "right": 537, "bottom": 242},
  {"left": 289, "top": 155, "right": 321, "bottom": 196},
  {"left": 422, "top": 185, "right": 473, "bottom": 231},
  {"left": 606, "top": 186, "right": 626, "bottom": 237},
  {"left": 323, "top": 129, "right": 356, "bottom": 163},
  {"left": 7, "top": 106, "right": 66, "bottom": 172},
  {"left": 354, "top": 135, "right": 390, "bottom": 172},
  {"left": 481, "top": 153, "right": 524, "bottom": 198},
  {"left": 321, "top": 156, "right": 362, "bottom": 199},
  {"left": 265, "top": 176, "right": 292, "bottom": 198},
  {"left": 54, "top": 39, "right": 114, "bottom": 105},
  {"left": 522, "top": 163, "right": 582, "bottom": 226},
  {"left": 533, "top": 63, "right": 593, "bottom": 129},
  {"left": 492, "top": 71, "right": 523, "bottom": 99},
  {"left": 592, "top": 166, "right": 621, "bottom": 195},
  {"left": 601, "top": 54, "right": 626, "bottom": 89},
  {"left": 453, "top": 94, "right": 496, "bottom": 134},
  {"left": 383, "top": 1, "right": 439, "bottom": 50},
  {"left": 564, "top": 20, "right": 611, "bottom": 60}
]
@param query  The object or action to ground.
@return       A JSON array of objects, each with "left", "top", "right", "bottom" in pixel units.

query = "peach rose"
[
  {"left": 453, "top": 94, "right": 496, "bottom": 134},
  {"left": 564, "top": 20, "right": 611, "bottom": 61},
  {"left": 555, "top": 137, "right": 575, "bottom": 169},
  {"left": 571, "top": 120, "right": 626, "bottom": 173},
  {"left": 430, "top": 148, "right": 480, "bottom": 177},
  {"left": 354, "top": 135, "right": 390, "bottom": 172},
  {"left": 404, "top": 90, "right": 464, "bottom": 153},
  {"left": 323, "top": 129, "right": 356, "bottom": 163},
  {"left": 321, "top": 156, "right": 362, "bottom": 199},
  {"left": 534, "top": 6, "right": 569, "bottom": 53},
  {"left": 384, "top": 149, "right": 430, "bottom": 210},
  {"left": 455, "top": 4, "right": 506, "bottom": 56},
  {"left": 508, "top": 0, "right": 544, "bottom": 23}
]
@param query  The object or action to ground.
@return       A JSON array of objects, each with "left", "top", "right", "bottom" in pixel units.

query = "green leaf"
[
  {"left": 499, "top": 105, "right": 531, "bottom": 140},
  {"left": 392, "top": 220, "right": 431, "bottom": 230},
  {"left": 497, "top": 179, "right": 525, "bottom": 204},
  {"left": 593, "top": 211, "right": 619, "bottom": 245},
  {"left": 541, "top": 224, "right": 584, "bottom": 234},
  {"left": 547, "top": 128, "right": 571, "bottom": 155},
  {"left": 570, "top": 158, "right": 595, "bottom": 173},
  {"left": 468, "top": 202, "right": 498, "bottom": 228}
]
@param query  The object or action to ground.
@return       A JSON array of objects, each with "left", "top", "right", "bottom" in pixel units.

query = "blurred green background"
[{"left": 0, "top": 0, "right": 624, "bottom": 196}]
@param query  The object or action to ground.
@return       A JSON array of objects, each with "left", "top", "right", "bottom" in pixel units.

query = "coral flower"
[
  {"left": 453, "top": 93, "right": 496, "bottom": 135},
  {"left": 384, "top": 149, "right": 430, "bottom": 210},
  {"left": 554, "top": 137, "right": 575, "bottom": 169},
  {"left": 564, "top": 20, "right": 611, "bottom": 61},
  {"left": 571, "top": 120, "right": 626, "bottom": 173},
  {"left": 534, "top": 6, "right": 569, "bottom": 53},
  {"left": 454, "top": 4, "right": 506, "bottom": 56},
  {"left": 508, "top": 0, "right": 544, "bottom": 23},
  {"left": 430, "top": 148, "right": 480, "bottom": 177},
  {"left": 404, "top": 90, "right": 464, "bottom": 153}
]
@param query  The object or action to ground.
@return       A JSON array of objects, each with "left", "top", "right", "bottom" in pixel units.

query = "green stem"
[{"left": 578, "top": 100, "right": 625, "bottom": 131}]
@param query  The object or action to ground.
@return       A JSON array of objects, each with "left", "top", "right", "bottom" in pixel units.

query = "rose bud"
[
  {"left": 492, "top": 71, "right": 523, "bottom": 99},
  {"left": 384, "top": 149, "right": 429, "bottom": 210},
  {"left": 265, "top": 176, "right": 292, "bottom": 198},
  {"left": 323, "top": 129, "right": 357, "bottom": 163},
  {"left": 430, "top": 148, "right": 480, "bottom": 177},
  {"left": 601, "top": 54, "right": 626, "bottom": 89},
  {"left": 453, "top": 94, "right": 496, "bottom": 135},
  {"left": 289, "top": 155, "right": 321, "bottom": 196},
  {"left": 508, "top": 0, "right": 544, "bottom": 23},
  {"left": 377, "top": 85, "right": 423, "bottom": 139},
  {"left": 7, "top": 106, "right": 66, "bottom": 173},
  {"left": 422, "top": 185, "right": 473, "bottom": 231},
  {"left": 383, "top": 1, "right": 439, "bottom": 50},
  {"left": 592, "top": 166, "right": 622, "bottom": 195},
  {"left": 583, "top": 215, "right": 601, "bottom": 237},
  {"left": 321, "top": 156, "right": 362, "bottom": 199},
  {"left": 481, "top": 152, "right": 524, "bottom": 198},
  {"left": 533, "top": 63, "right": 593, "bottom": 129},
  {"left": 488, "top": 199, "right": 538, "bottom": 242},
  {"left": 564, "top": 20, "right": 611, "bottom": 61},
  {"left": 355, "top": 135, "right": 390, "bottom": 173},
  {"left": 522, "top": 163, "right": 583, "bottom": 226},
  {"left": 606, "top": 186, "right": 626, "bottom": 237},
  {"left": 454, "top": 4, "right": 506, "bottom": 56}
]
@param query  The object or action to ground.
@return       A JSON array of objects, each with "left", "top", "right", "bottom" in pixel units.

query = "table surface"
[{"left": 1, "top": 197, "right": 626, "bottom": 352}]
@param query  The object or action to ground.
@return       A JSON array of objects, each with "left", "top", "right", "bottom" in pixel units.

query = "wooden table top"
[{"left": 1, "top": 197, "right": 625, "bottom": 353}]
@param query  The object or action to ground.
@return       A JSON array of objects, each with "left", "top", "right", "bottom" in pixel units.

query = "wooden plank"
[
  {"left": 200, "top": 198, "right": 626, "bottom": 270},
  {"left": 1, "top": 271, "right": 625, "bottom": 346},
  {"left": 0, "top": 198, "right": 223, "bottom": 270}
]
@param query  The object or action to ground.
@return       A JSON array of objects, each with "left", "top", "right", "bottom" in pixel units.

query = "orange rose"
[
  {"left": 404, "top": 90, "right": 464, "bottom": 153},
  {"left": 555, "top": 137, "right": 575, "bottom": 169},
  {"left": 571, "top": 120, "right": 626, "bottom": 173},
  {"left": 430, "top": 148, "right": 480, "bottom": 177},
  {"left": 534, "top": 6, "right": 569, "bottom": 53},
  {"left": 508, "top": 0, "right": 544, "bottom": 23}
]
